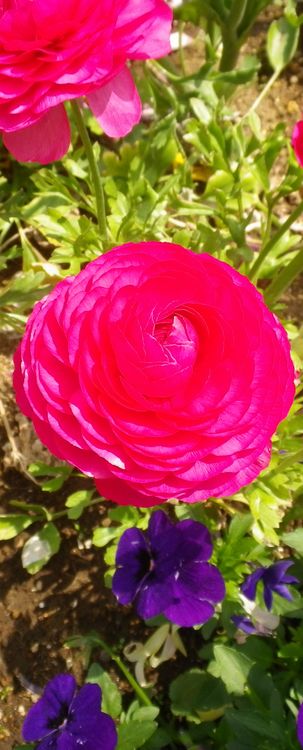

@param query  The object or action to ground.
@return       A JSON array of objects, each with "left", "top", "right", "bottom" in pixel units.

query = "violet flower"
[
  {"left": 22, "top": 674, "right": 117, "bottom": 750},
  {"left": 112, "top": 510, "right": 225, "bottom": 627},
  {"left": 232, "top": 616, "right": 258, "bottom": 635},
  {"left": 241, "top": 560, "right": 298, "bottom": 611},
  {"left": 298, "top": 704, "right": 303, "bottom": 747}
]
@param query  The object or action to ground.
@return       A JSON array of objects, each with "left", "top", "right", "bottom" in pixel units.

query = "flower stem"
[
  {"left": 71, "top": 100, "right": 108, "bottom": 247},
  {"left": 248, "top": 200, "right": 303, "bottom": 283},
  {"left": 264, "top": 246, "right": 303, "bottom": 307},
  {"left": 94, "top": 635, "right": 153, "bottom": 708},
  {"left": 244, "top": 69, "right": 280, "bottom": 119}
]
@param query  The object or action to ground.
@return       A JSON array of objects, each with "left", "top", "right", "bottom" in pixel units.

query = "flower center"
[
  {"left": 154, "top": 314, "right": 175, "bottom": 344},
  {"left": 48, "top": 703, "right": 69, "bottom": 730}
]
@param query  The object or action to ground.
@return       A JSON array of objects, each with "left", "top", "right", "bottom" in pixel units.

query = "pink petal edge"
[
  {"left": 2, "top": 105, "right": 71, "bottom": 164},
  {"left": 291, "top": 120, "right": 303, "bottom": 168},
  {"left": 87, "top": 67, "right": 142, "bottom": 138}
]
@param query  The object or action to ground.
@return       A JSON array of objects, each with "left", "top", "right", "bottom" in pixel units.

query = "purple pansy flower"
[
  {"left": 241, "top": 560, "right": 298, "bottom": 611},
  {"left": 112, "top": 510, "right": 225, "bottom": 627},
  {"left": 22, "top": 674, "right": 117, "bottom": 750},
  {"left": 298, "top": 704, "right": 303, "bottom": 747}
]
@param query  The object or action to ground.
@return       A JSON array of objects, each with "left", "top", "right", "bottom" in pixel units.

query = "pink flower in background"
[
  {"left": 0, "top": 0, "right": 172, "bottom": 164},
  {"left": 292, "top": 121, "right": 303, "bottom": 166},
  {"left": 13, "top": 242, "right": 295, "bottom": 507}
]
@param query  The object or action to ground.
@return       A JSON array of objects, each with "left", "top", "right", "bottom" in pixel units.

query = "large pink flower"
[
  {"left": 13, "top": 242, "right": 295, "bottom": 506},
  {"left": 0, "top": 0, "right": 172, "bottom": 163}
]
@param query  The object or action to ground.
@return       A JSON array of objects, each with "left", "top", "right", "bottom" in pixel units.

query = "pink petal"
[
  {"left": 116, "top": 0, "right": 173, "bottom": 59},
  {"left": 292, "top": 120, "right": 303, "bottom": 167},
  {"left": 2, "top": 104, "right": 70, "bottom": 164},
  {"left": 87, "top": 67, "right": 141, "bottom": 138}
]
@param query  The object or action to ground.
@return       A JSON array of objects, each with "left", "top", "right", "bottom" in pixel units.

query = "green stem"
[
  {"left": 178, "top": 21, "right": 186, "bottom": 76},
  {"left": 94, "top": 635, "right": 153, "bottom": 708},
  {"left": 71, "top": 100, "right": 108, "bottom": 247},
  {"left": 244, "top": 69, "right": 280, "bottom": 118},
  {"left": 249, "top": 200, "right": 303, "bottom": 282},
  {"left": 264, "top": 246, "right": 303, "bottom": 307},
  {"left": 219, "top": 34, "right": 240, "bottom": 72},
  {"left": 51, "top": 496, "right": 103, "bottom": 522}
]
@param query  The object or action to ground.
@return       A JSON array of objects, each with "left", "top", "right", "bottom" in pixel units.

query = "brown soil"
[{"left": 1, "top": 5, "right": 303, "bottom": 748}]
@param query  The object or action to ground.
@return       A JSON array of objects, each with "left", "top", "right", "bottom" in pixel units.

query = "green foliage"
[{"left": 3, "top": 4, "right": 303, "bottom": 749}]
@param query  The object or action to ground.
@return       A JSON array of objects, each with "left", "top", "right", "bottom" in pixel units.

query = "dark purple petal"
[
  {"left": 136, "top": 576, "right": 173, "bottom": 620},
  {"left": 35, "top": 733, "right": 62, "bottom": 750},
  {"left": 69, "top": 683, "right": 102, "bottom": 719},
  {"left": 272, "top": 583, "right": 294, "bottom": 602},
  {"left": 263, "top": 560, "right": 296, "bottom": 585},
  {"left": 113, "top": 527, "right": 150, "bottom": 605},
  {"left": 297, "top": 703, "right": 303, "bottom": 747},
  {"left": 22, "top": 674, "right": 76, "bottom": 742},
  {"left": 178, "top": 561, "right": 225, "bottom": 604},
  {"left": 164, "top": 592, "right": 214, "bottom": 627},
  {"left": 263, "top": 583, "right": 273, "bottom": 611},
  {"left": 115, "top": 527, "right": 148, "bottom": 566},
  {"left": 163, "top": 562, "right": 225, "bottom": 627},
  {"left": 241, "top": 568, "right": 265, "bottom": 601},
  {"left": 148, "top": 509, "right": 172, "bottom": 540},
  {"left": 232, "top": 616, "right": 257, "bottom": 635},
  {"left": 70, "top": 713, "right": 117, "bottom": 750},
  {"left": 112, "top": 565, "right": 145, "bottom": 606},
  {"left": 148, "top": 512, "right": 181, "bottom": 574},
  {"left": 68, "top": 685, "right": 117, "bottom": 750},
  {"left": 177, "top": 519, "right": 213, "bottom": 561},
  {"left": 52, "top": 733, "right": 77, "bottom": 750}
]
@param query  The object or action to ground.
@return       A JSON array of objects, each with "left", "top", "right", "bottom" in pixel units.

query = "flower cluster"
[
  {"left": 232, "top": 560, "right": 298, "bottom": 637},
  {"left": 13, "top": 242, "right": 295, "bottom": 507},
  {"left": 112, "top": 510, "right": 225, "bottom": 626},
  {"left": 0, "top": 0, "right": 172, "bottom": 163},
  {"left": 241, "top": 560, "right": 298, "bottom": 610},
  {"left": 22, "top": 673, "right": 117, "bottom": 750}
]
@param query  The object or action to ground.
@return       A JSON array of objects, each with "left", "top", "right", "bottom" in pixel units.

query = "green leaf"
[
  {"left": 190, "top": 98, "right": 211, "bottom": 125},
  {"left": 86, "top": 663, "right": 122, "bottom": 718},
  {"left": 92, "top": 526, "right": 120, "bottom": 548},
  {"left": 0, "top": 513, "right": 35, "bottom": 540},
  {"left": 116, "top": 721, "right": 157, "bottom": 750},
  {"left": 21, "top": 522, "right": 61, "bottom": 574},
  {"left": 66, "top": 490, "right": 93, "bottom": 520},
  {"left": 170, "top": 670, "right": 229, "bottom": 723},
  {"left": 211, "top": 645, "right": 253, "bottom": 695},
  {"left": 267, "top": 17, "right": 299, "bottom": 73},
  {"left": 282, "top": 528, "right": 303, "bottom": 556},
  {"left": 226, "top": 708, "right": 285, "bottom": 740}
]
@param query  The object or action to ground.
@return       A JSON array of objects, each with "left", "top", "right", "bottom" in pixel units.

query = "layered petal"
[
  {"left": 87, "top": 67, "right": 141, "bottom": 138},
  {"left": 14, "top": 242, "right": 296, "bottom": 505},
  {"left": 2, "top": 104, "right": 70, "bottom": 163},
  {"left": 0, "top": 0, "right": 172, "bottom": 159}
]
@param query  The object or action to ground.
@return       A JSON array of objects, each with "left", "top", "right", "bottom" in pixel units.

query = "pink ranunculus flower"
[
  {"left": 13, "top": 242, "right": 295, "bottom": 507},
  {"left": 292, "top": 120, "right": 303, "bottom": 166},
  {"left": 0, "top": 0, "right": 172, "bottom": 164}
]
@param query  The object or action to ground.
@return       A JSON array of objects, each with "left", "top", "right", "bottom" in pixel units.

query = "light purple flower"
[
  {"left": 112, "top": 510, "right": 225, "bottom": 627},
  {"left": 22, "top": 674, "right": 117, "bottom": 750},
  {"left": 241, "top": 561, "right": 298, "bottom": 611},
  {"left": 231, "top": 615, "right": 257, "bottom": 635},
  {"left": 298, "top": 704, "right": 303, "bottom": 747}
]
